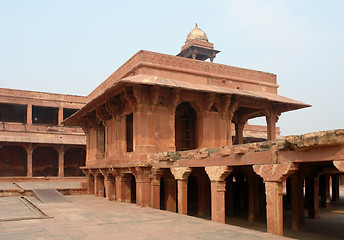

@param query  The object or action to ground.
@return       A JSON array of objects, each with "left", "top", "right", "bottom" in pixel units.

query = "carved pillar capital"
[
  {"left": 171, "top": 167, "right": 192, "bottom": 180},
  {"left": 205, "top": 166, "right": 233, "bottom": 182},
  {"left": 253, "top": 163, "right": 298, "bottom": 182}
]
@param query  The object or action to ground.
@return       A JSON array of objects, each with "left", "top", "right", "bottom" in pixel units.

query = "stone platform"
[{"left": 0, "top": 195, "right": 287, "bottom": 240}]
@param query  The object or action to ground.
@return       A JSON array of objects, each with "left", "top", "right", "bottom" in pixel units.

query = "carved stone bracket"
[
  {"left": 96, "top": 105, "right": 112, "bottom": 124},
  {"left": 263, "top": 108, "right": 280, "bottom": 125},
  {"left": 170, "top": 88, "right": 181, "bottom": 113},
  {"left": 203, "top": 93, "right": 215, "bottom": 118},
  {"left": 205, "top": 166, "right": 233, "bottom": 182},
  {"left": 253, "top": 162, "right": 298, "bottom": 182},
  {"left": 171, "top": 167, "right": 192, "bottom": 180},
  {"left": 218, "top": 95, "right": 232, "bottom": 119},
  {"left": 333, "top": 160, "right": 344, "bottom": 172},
  {"left": 106, "top": 97, "right": 123, "bottom": 120},
  {"left": 150, "top": 86, "right": 160, "bottom": 112},
  {"left": 124, "top": 88, "right": 137, "bottom": 112}
]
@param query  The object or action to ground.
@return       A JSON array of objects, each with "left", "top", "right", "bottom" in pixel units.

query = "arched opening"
[
  {"left": 0, "top": 145, "right": 27, "bottom": 176},
  {"left": 175, "top": 102, "right": 197, "bottom": 151},
  {"left": 32, "top": 147, "right": 58, "bottom": 176},
  {"left": 187, "top": 168, "right": 211, "bottom": 219},
  {"left": 160, "top": 169, "right": 177, "bottom": 212},
  {"left": 64, "top": 148, "right": 86, "bottom": 176}
]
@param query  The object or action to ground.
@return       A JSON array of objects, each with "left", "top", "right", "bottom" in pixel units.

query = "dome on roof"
[{"left": 185, "top": 24, "right": 209, "bottom": 43}]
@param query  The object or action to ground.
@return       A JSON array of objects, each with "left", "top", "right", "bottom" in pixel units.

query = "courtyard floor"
[{"left": 0, "top": 183, "right": 344, "bottom": 240}]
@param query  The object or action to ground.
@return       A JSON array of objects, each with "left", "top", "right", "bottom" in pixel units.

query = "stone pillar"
[
  {"left": 171, "top": 167, "right": 192, "bottom": 215},
  {"left": 57, "top": 146, "right": 65, "bottom": 178},
  {"left": 113, "top": 169, "right": 129, "bottom": 202},
  {"left": 290, "top": 174, "right": 305, "bottom": 230},
  {"left": 58, "top": 107, "right": 63, "bottom": 126},
  {"left": 319, "top": 175, "right": 331, "bottom": 208},
  {"left": 95, "top": 173, "right": 105, "bottom": 197},
  {"left": 205, "top": 166, "right": 232, "bottom": 223},
  {"left": 265, "top": 181, "right": 284, "bottom": 235},
  {"left": 332, "top": 175, "right": 340, "bottom": 202},
  {"left": 265, "top": 109, "right": 279, "bottom": 141},
  {"left": 82, "top": 170, "right": 95, "bottom": 195},
  {"left": 25, "top": 144, "right": 33, "bottom": 177},
  {"left": 151, "top": 168, "right": 163, "bottom": 209},
  {"left": 130, "top": 167, "right": 152, "bottom": 207},
  {"left": 27, "top": 104, "right": 32, "bottom": 124},
  {"left": 234, "top": 122, "right": 244, "bottom": 145},
  {"left": 248, "top": 172, "right": 260, "bottom": 222},
  {"left": 253, "top": 163, "right": 298, "bottom": 236},
  {"left": 104, "top": 174, "right": 116, "bottom": 201},
  {"left": 305, "top": 175, "right": 320, "bottom": 219}
]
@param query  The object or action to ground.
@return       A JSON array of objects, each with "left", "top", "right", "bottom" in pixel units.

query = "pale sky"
[{"left": 1, "top": 0, "right": 343, "bottom": 136}]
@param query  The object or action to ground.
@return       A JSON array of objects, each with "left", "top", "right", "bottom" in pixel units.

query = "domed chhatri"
[
  {"left": 185, "top": 23, "right": 209, "bottom": 43},
  {"left": 177, "top": 24, "right": 220, "bottom": 62}
]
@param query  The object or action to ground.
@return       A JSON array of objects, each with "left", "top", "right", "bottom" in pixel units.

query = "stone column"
[
  {"left": 171, "top": 167, "right": 192, "bottom": 215},
  {"left": 130, "top": 167, "right": 152, "bottom": 207},
  {"left": 332, "top": 175, "right": 340, "bottom": 202},
  {"left": 248, "top": 172, "right": 260, "bottom": 222},
  {"left": 58, "top": 107, "right": 63, "bottom": 126},
  {"left": 319, "top": 175, "right": 331, "bottom": 208},
  {"left": 94, "top": 172, "right": 105, "bottom": 197},
  {"left": 265, "top": 109, "right": 279, "bottom": 141},
  {"left": 25, "top": 144, "right": 33, "bottom": 177},
  {"left": 205, "top": 166, "right": 232, "bottom": 223},
  {"left": 104, "top": 174, "right": 116, "bottom": 201},
  {"left": 57, "top": 146, "right": 65, "bottom": 178},
  {"left": 305, "top": 175, "right": 320, "bottom": 219},
  {"left": 27, "top": 104, "right": 32, "bottom": 124},
  {"left": 82, "top": 170, "right": 95, "bottom": 195},
  {"left": 253, "top": 163, "right": 298, "bottom": 236},
  {"left": 151, "top": 168, "right": 163, "bottom": 209},
  {"left": 234, "top": 122, "right": 244, "bottom": 145},
  {"left": 290, "top": 174, "right": 305, "bottom": 230}
]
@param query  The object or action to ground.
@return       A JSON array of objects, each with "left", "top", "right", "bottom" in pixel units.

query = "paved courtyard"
[
  {"left": 0, "top": 195, "right": 287, "bottom": 240},
  {"left": 1, "top": 184, "right": 344, "bottom": 240}
]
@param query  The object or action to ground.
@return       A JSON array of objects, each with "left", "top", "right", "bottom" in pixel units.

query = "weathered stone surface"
[
  {"left": 253, "top": 163, "right": 298, "bottom": 182},
  {"left": 285, "top": 129, "right": 344, "bottom": 150},
  {"left": 205, "top": 166, "right": 232, "bottom": 181}
]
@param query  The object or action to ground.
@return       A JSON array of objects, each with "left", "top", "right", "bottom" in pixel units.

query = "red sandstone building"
[
  {"left": 63, "top": 25, "right": 344, "bottom": 236},
  {"left": 2, "top": 25, "right": 344, "bottom": 237},
  {"left": 0, "top": 88, "right": 86, "bottom": 178}
]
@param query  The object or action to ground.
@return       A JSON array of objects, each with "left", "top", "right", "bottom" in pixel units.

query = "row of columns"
[
  {"left": 26, "top": 104, "right": 64, "bottom": 125},
  {"left": 24, "top": 144, "right": 67, "bottom": 177},
  {"left": 84, "top": 163, "right": 344, "bottom": 236}
]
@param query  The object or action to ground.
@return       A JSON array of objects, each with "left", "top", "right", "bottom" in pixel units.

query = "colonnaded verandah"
[{"left": 63, "top": 25, "right": 344, "bottom": 236}]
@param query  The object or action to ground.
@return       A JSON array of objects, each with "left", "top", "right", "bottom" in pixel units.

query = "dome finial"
[{"left": 185, "top": 24, "right": 208, "bottom": 43}]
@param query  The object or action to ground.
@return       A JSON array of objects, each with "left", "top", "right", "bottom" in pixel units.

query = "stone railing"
[{"left": 0, "top": 122, "right": 84, "bottom": 135}]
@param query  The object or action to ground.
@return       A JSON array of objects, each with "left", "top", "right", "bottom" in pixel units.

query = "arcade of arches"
[{"left": 0, "top": 144, "right": 85, "bottom": 177}]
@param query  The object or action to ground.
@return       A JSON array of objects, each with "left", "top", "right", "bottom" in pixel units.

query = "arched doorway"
[
  {"left": 175, "top": 102, "right": 197, "bottom": 151},
  {"left": 0, "top": 145, "right": 27, "bottom": 176},
  {"left": 64, "top": 148, "right": 86, "bottom": 176},
  {"left": 32, "top": 147, "right": 58, "bottom": 176}
]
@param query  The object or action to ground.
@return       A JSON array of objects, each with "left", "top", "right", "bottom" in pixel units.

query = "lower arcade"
[{"left": 81, "top": 130, "right": 344, "bottom": 236}]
